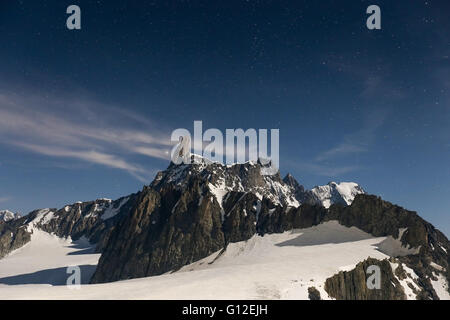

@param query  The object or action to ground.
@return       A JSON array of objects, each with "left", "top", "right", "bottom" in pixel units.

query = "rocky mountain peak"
[
  {"left": 0, "top": 210, "right": 20, "bottom": 223},
  {"left": 151, "top": 155, "right": 300, "bottom": 208},
  {"left": 283, "top": 173, "right": 304, "bottom": 191}
]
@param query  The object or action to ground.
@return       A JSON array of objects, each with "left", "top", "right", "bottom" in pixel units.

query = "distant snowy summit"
[
  {"left": 282, "top": 174, "right": 365, "bottom": 209},
  {"left": 311, "top": 182, "right": 366, "bottom": 209},
  {"left": 0, "top": 210, "right": 21, "bottom": 223}
]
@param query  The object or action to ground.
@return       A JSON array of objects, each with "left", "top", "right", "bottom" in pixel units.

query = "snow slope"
[
  {"left": 0, "top": 229, "right": 100, "bottom": 286},
  {"left": 0, "top": 221, "right": 394, "bottom": 300}
]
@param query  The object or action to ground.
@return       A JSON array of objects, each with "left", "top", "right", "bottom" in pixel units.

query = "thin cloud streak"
[
  {"left": 315, "top": 143, "right": 367, "bottom": 162},
  {"left": 0, "top": 90, "right": 173, "bottom": 182},
  {"left": 286, "top": 110, "right": 387, "bottom": 179},
  {"left": 315, "top": 109, "right": 388, "bottom": 162},
  {"left": 0, "top": 197, "right": 11, "bottom": 204}
]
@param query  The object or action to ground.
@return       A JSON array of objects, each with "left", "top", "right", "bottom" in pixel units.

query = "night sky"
[{"left": 0, "top": 1, "right": 449, "bottom": 235}]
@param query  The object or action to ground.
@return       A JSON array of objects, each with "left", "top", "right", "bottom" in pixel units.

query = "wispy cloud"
[
  {"left": 315, "top": 109, "right": 388, "bottom": 163},
  {"left": 0, "top": 196, "right": 11, "bottom": 204},
  {"left": 315, "top": 143, "right": 367, "bottom": 162},
  {"left": 0, "top": 90, "right": 173, "bottom": 182},
  {"left": 286, "top": 109, "right": 387, "bottom": 179}
]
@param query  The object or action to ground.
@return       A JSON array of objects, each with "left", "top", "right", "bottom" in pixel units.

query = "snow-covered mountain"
[
  {"left": 0, "top": 196, "right": 136, "bottom": 259},
  {"left": 0, "top": 210, "right": 20, "bottom": 223},
  {"left": 0, "top": 156, "right": 449, "bottom": 300},
  {"left": 282, "top": 174, "right": 365, "bottom": 208},
  {"left": 311, "top": 182, "right": 366, "bottom": 209}
]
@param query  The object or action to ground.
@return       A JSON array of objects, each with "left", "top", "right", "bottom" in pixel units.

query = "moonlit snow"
[{"left": 0, "top": 221, "right": 410, "bottom": 300}]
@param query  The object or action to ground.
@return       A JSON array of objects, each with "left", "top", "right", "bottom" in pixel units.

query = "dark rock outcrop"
[
  {"left": 283, "top": 174, "right": 319, "bottom": 205},
  {"left": 91, "top": 178, "right": 227, "bottom": 283},
  {"left": 308, "top": 286, "right": 321, "bottom": 300},
  {"left": 0, "top": 216, "right": 32, "bottom": 259},
  {"left": 325, "top": 194, "right": 450, "bottom": 294},
  {"left": 324, "top": 258, "right": 406, "bottom": 300}
]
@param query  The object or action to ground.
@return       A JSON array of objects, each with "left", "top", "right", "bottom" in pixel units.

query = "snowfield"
[
  {"left": 0, "top": 229, "right": 100, "bottom": 287},
  {"left": 0, "top": 221, "right": 448, "bottom": 300},
  {"left": 0, "top": 221, "right": 392, "bottom": 299}
]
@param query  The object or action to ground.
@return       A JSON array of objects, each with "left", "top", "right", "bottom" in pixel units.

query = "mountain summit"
[
  {"left": 311, "top": 181, "right": 366, "bottom": 208},
  {"left": 0, "top": 210, "right": 20, "bottom": 223}
]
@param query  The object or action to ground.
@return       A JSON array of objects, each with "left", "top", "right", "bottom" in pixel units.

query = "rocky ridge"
[{"left": 0, "top": 195, "right": 137, "bottom": 259}]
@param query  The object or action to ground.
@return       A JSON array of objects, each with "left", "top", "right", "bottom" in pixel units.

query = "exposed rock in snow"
[
  {"left": 390, "top": 261, "right": 421, "bottom": 300},
  {"left": 101, "top": 197, "right": 130, "bottom": 221}
]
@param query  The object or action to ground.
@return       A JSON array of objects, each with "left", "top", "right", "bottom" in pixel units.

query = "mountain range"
[{"left": 0, "top": 155, "right": 448, "bottom": 300}]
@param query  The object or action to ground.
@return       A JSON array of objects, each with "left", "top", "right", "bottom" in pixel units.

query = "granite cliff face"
[
  {"left": 91, "top": 158, "right": 332, "bottom": 283},
  {"left": 0, "top": 216, "right": 32, "bottom": 259},
  {"left": 324, "top": 258, "right": 407, "bottom": 300}
]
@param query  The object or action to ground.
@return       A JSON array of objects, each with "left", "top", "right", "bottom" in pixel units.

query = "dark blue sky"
[{"left": 0, "top": 1, "right": 449, "bottom": 235}]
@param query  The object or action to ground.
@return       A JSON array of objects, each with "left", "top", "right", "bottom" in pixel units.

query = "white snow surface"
[
  {"left": 431, "top": 272, "right": 450, "bottom": 300},
  {"left": 0, "top": 221, "right": 392, "bottom": 300},
  {"left": 0, "top": 229, "right": 100, "bottom": 287}
]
